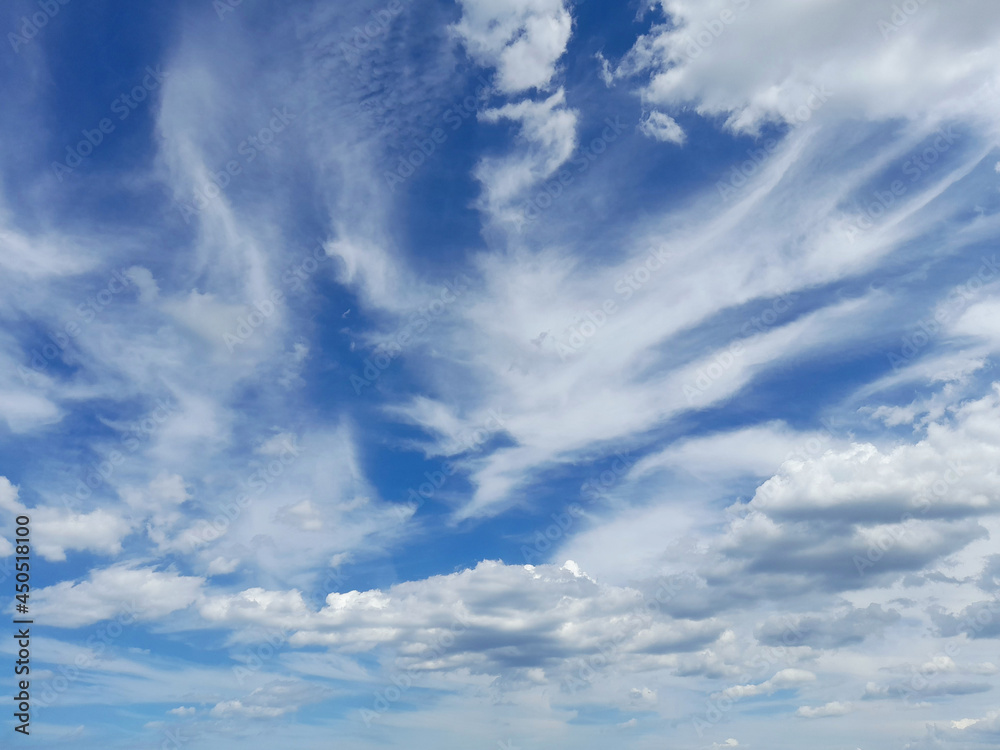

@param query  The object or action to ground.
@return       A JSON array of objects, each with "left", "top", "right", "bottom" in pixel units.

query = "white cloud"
[
  {"left": 796, "top": 701, "right": 854, "bottom": 718},
  {"left": 452, "top": 0, "right": 573, "bottom": 94},
  {"left": 639, "top": 110, "right": 685, "bottom": 145},
  {"left": 0, "top": 477, "right": 133, "bottom": 561},
  {"left": 475, "top": 89, "right": 578, "bottom": 224},
  {"left": 608, "top": 0, "right": 1000, "bottom": 134},
  {"left": 32, "top": 566, "right": 204, "bottom": 627},
  {"left": 198, "top": 560, "right": 725, "bottom": 677},
  {"left": 713, "top": 668, "right": 816, "bottom": 700}
]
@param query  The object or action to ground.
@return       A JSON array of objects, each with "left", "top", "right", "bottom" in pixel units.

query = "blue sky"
[{"left": 2, "top": 0, "right": 1000, "bottom": 748}]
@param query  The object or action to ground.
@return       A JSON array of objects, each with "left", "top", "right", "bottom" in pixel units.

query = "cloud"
[
  {"left": 639, "top": 111, "right": 686, "bottom": 145},
  {"left": 31, "top": 565, "right": 204, "bottom": 627},
  {"left": 712, "top": 668, "right": 816, "bottom": 700},
  {"left": 199, "top": 560, "right": 725, "bottom": 676},
  {"left": 452, "top": 0, "right": 573, "bottom": 94},
  {"left": 796, "top": 701, "right": 854, "bottom": 718},
  {"left": 475, "top": 89, "right": 578, "bottom": 224},
  {"left": 755, "top": 605, "right": 900, "bottom": 649},
  {"left": 607, "top": 0, "right": 1000, "bottom": 134}
]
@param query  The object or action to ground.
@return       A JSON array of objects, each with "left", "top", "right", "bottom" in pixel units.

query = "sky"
[{"left": 1, "top": 0, "right": 1000, "bottom": 748}]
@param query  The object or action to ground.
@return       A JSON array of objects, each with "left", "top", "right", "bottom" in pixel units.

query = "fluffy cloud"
[
  {"left": 607, "top": 0, "right": 1000, "bottom": 134},
  {"left": 199, "top": 560, "right": 725, "bottom": 677},
  {"left": 31, "top": 566, "right": 204, "bottom": 627},
  {"left": 475, "top": 89, "right": 578, "bottom": 224},
  {"left": 0, "top": 476, "right": 132, "bottom": 561},
  {"left": 452, "top": 0, "right": 572, "bottom": 94}
]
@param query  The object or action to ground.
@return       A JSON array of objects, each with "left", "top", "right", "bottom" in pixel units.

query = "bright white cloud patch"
[
  {"left": 640, "top": 110, "right": 686, "bottom": 144},
  {"left": 452, "top": 0, "right": 573, "bottom": 94}
]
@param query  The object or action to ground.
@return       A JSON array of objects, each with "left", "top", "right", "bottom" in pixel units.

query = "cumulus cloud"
[
  {"left": 0, "top": 476, "right": 132, "bottom": 561},
  {"left": 452, "top": 0, "right": 573, "bottom": 94},
  {"left": 607, "top": 0, "right": 1000, "bottom": 134},
  {"left": 31, "top": 566, "right": 204, "bottom": 627},
  {"left": 199, "top": 560, "right": 725, "bottom": 676}
]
